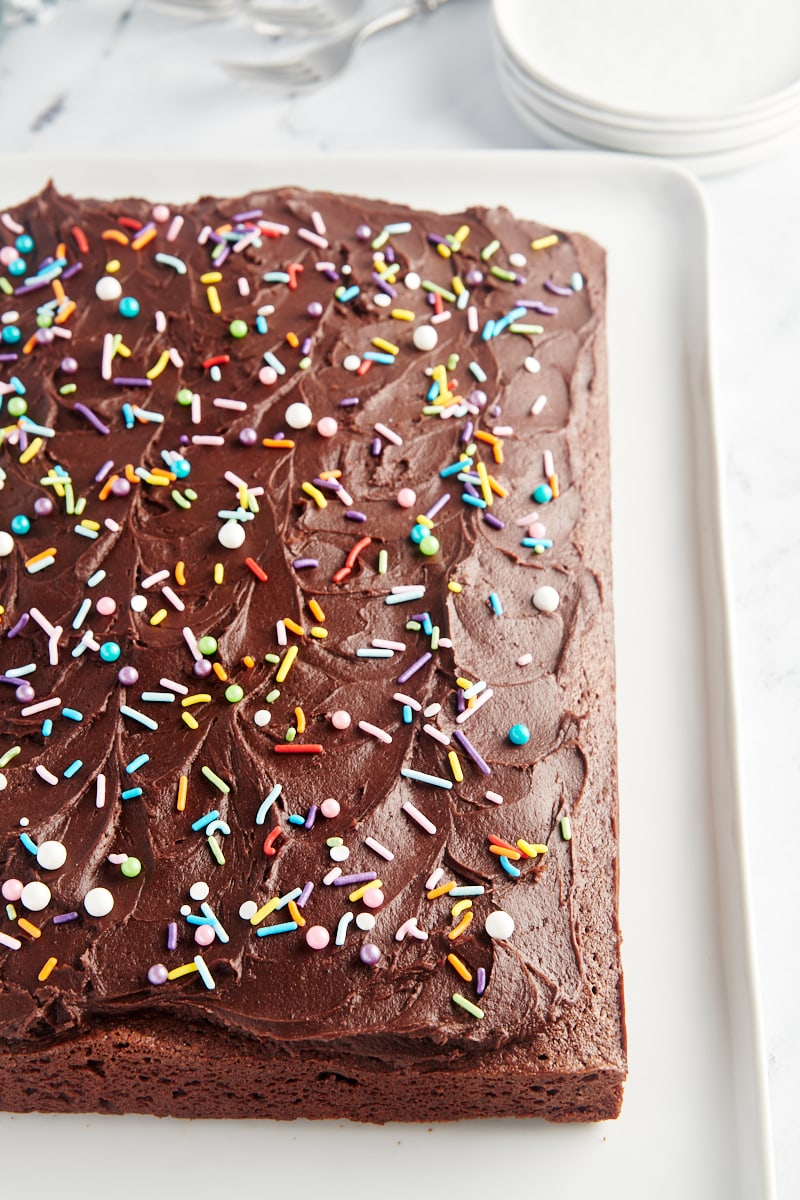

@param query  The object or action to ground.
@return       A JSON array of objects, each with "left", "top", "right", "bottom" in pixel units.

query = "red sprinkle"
[
  {"left": 488, "top": 835, "right": 518, "bottom": 854},
  {"left": 244, "top": 557, "right": 268, "bottom": 582},
  {"left": 202, "top": 354, "right": 230, "bottom": 369},
  {"left": 273, "top": 744, "right": 323, "bottom": 754},
  {"left": 332, "top": 566, "right": 352, "bottom": 584},
  {"left": 71, "top": 225, "right": 89, "bottom": 254},
  {"left": 356, "top": 359, "right": 373, "bottom": 377},
  {"left": 118, "top": 216, "right": 143, "bottom": 231},
  {"left": 345, "top": 536, "right": 372, "bottom": 570},
  {"left": 287, "top": 262, "right": 304, "bottom": 290},
  {"left": 263, "top": 826, "right": 282, "bottom": 856}
]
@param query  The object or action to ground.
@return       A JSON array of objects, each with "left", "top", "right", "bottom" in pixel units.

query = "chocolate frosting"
[{"left": 0, "top": 184, "right": 619, "bottom": 1058}]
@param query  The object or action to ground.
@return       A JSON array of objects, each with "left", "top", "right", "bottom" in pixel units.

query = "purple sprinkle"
[
  {"left": 333, "top": 872, "right": 377, "bottom": 887},
  {"left": 425, "top": 493, "right": 451, "bottom": 520},
  {"left": 410, "top": 612, "right": 429, "bottom": 623},
  {"left": 339, "top": 396, "right": 360, "bottom": 407},
  {"left": 397, "top": 651, "right": 432, "bottom": 685},
  {"left": 461, "top": 420, "right": 474, "bottom": 444},
  {"left": 18, "top": 429, "right": 28, "bottom": 452},
  {"left": 371, "top": 437, "right": 382, "bottom": 457},
  {"left": 193, "top": 659, "right": 213, "bottom": 678},
  {"left": 304, "top": 805, "right": 318, "bottom": 830},
  {"left": 112, "top": 376, "right": 151, "bottom": 387},
  {"left": 6, "top": 613, "right": 30, "bottom": 639},
  {"left": 371, "top": 272, "right": 396, "bottom": 298},
  {"left": 297, "top": 881, "right": 314, "bottom": 908},
  {"left": 0, "top": 353, "right": 20, "bottom": 363},
  {"left": 463, "top": 479, "right": 480, "bottom": 500},
  {"left": 0, "top": 674, "right": 24, "bottom": 685},
  {"left": 74, "top": 402, "right": 110, "bottom": 435},
  {"left": 544, "top": 279, "right": 573, "bottom": 297},
  {"left": 300, "top": 337, "right": 312, "bottom": 355},
  {"left": 52, "top": 911, "right": 79, "bottom": 925},
  {"left": 231, "top": 208, "right": 263, "bottom": 221},
  {"left": 519, "top": 298, "right": 558, "bottom": 315},
  {"left": 14, "top": 278, "right": 50, "bottom": 296},
  {"left": 167, "top": 921, "right": 178, "bottom": 951},
  {"left": 356, "top": 224, "right": 371, "bottom": 241},
  {"left": 359, "top": 943, "right": 382, "bottom": 966},
  {"left": 345, "top": 510, "right": 367, "bottom": 522},
  {"left": 456, "top": 688, "right": 466, "bottom": 714},
  {"left": 385, "top": 246, "right": 396, "bottom": 265},
  {"left": 490, "top": 405, "right": 502, "bottom": 418},
  {"left": 427, "top": 233, "right": 448, "bottom": 246},
  {"left": 312, "top": 478, "right": 341, "bottom": 491},
  {"left": 215, "top": 245, "right": 231, "bottom": 267},
  {"left": 453, "top": 729, "right": 492, "bottom": 776},
  {"left": 292, "top": 558, "right": 319, "bottom": 570},
  {"left": 61, "top": 261, "right": 84, "bottom": 282},
  {"left": 483, "top": 512, "right": 504, "bottom": 531},
  {"left": 465, "top": 268, "right": 483, "bottom": 286},
  {"left": 323, "top": 268, "right": 339, "bottom": 282},
  {"left": 94, "top": 460, "right": 115, "bottom": 483},
  {"left": 206, "top": 230, "right": 225, "bottom": 245},
  {"left": 476, "top": 967, "right": 487, "bottom": 996}
]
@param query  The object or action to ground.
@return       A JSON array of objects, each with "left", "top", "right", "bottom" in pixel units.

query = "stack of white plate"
[{"left": 493, "top": 0, "right": 800, "bottom": 174}]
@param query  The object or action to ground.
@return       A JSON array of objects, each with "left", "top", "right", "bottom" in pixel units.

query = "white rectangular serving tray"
[{"left": 0, "top": 152, "right": 775, "bottom": 1200}]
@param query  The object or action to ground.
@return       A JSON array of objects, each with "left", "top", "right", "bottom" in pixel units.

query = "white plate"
[
  {"left": 0, "top": 152, "right": 775, "bottom": 1200},
  {"left": 492, "top": 0, "right": 800, "bottom": 123}
]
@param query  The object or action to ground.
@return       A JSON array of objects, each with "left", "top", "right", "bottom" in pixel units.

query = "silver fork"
[
  {"left": 248, "top": 0, "right": 365, "bottom": 33},
  {"left": 224, "top": 0, "right": 450, "bottom": 87}
]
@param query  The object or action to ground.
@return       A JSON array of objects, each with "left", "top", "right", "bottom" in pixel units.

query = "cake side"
[{"left": 0, "top": 184, "right": 624, "bottom": 1119}]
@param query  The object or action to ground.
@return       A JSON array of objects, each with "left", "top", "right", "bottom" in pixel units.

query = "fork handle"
[{"left": 354, "top": 0, "right": 450, "bottom": 47}]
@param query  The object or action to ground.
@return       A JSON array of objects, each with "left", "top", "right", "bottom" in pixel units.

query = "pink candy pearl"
[
  {"left": 259, "top": 365, "right": 278, "bottom": 386},
  {"left": 194, "top": 924, "right": 216, "bottom": 947},
  {"left": 152, "top": 204, "right": 170, "bottom": 223},
  {"left": 528, "top": 522, "right": 547, "bottom": 537},
  {"left": 316, "top": 416, "right": 338, "bottom": 438},
  {"left": 0, "top": 246, "right": 18, "bottom": 266},
  {"left": 1, "top": 878, "right": 24, "bottom": 902},
  {"left": 305, "top": 925, "right": 330, "bottom": 950},
  {"left": 96, "top": 596, "right": 117, "bottom": 616},
  {"left": 331, "top": 710, "right": 351, "bottom": 730},
  {"left": 320, "top": 798, "right": 341, "bottom": 818},
  {"left": 363, "top": 889, "right": 384, "bottom": 909},
  {"left": 397, "top": 488, "right": 416, "bottom": 508}
]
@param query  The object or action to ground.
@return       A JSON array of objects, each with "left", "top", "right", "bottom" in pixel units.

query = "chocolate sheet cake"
[{"left": 0, "top": 183, "right": 626, "bottom": 1121}]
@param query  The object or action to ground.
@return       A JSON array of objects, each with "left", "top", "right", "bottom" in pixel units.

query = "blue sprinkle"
[
  {"left": 335, "top": 285, "right": 360, "bottom": 303},
  {"left": 449, "top": 886, "right": 486, "bottom": 897},
  {"left": 362, "top": 351, "right": 395, "bottom": 365},
  {"left": 288, "top": 814, "right": 305, "bottom": 826},
  {"left": 19, "top": 832, "right": 38, "bottom": 855},
  {"left": 402, "top": 705, "right": 413, "bottom": 724},
  {"left": 125, "top": 753, "right": 150, "bottom": 774},
  {"left": 121, "top": 787, "right": 143, "bottom": 799},
  {"left": 462, "top": 493, "right": 487, "bottom": 508},
  {"left": 481, "top": 319, "right": 496, "bottom": 341},
  {"left": 191, "top": 810, "right": 220, "bottom": 831},
  {"left": 489, "top": 592, "right": 503, "bottom": 616},
  {"left": 122, "top": 403, "right": 135, "bottom": 429},
  {"left": 521, "top": 538, "right": 554, "bottom": 549},
  {"left": 440, "top": 457, "right": 472, "bottom": 478},
  {"left": 255, "top": 315, "right": 267, "bottom": 334},
  {"left": 63, "top": 759, "right": 83, "bottom": 778},
  {"left": 499, "top": 855, "right": 521, "bottom": 878},
  {"left": 61, "top": 707, "right": 83, "bottom": 721},
  {"left": 255, "top": 784, "right": 282, "bottom": 826},
  {"left": 256, "top": 922, "right": 298, "bottom": 937},
  {"left": 426, "top": 380, "right": 440, "bottom": 402},
  {"left": 41, "top": 719, "right": 53, "bottom": 737}
]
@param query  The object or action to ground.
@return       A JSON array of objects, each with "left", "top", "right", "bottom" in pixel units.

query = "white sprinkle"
[
  {"left": 311, "top": 210, "right": 327, "bottom": 235},
  {"left": 323, "top": 867, "right": 343, "bottom": 886},
  {"left": 467, "top": 305, "right": 479, "bottom": 333},
  {"left": 155, "top": 310, "right": 167, "bottom": 333},
  {"left": 189, "top": 881, "right": 210, "bottom": 902},
  {"left": 390, "top": 584, "right": 426, "bottom": 595},
  {"left": 276, "top": 620, "right": 287, "bottom": 647},
  {"left": 531, "top": 394, "right": 548, "bottom": 415},
  {"left": 543, "top": 449, "right": 555, "bottom": 477},
  {"left": 170, "top": 348, "right": 185, "bottom": 368},
  {"left": 160, "top": 677, "right": 189, "bottom": 695},
  {"left": 493, "top": 426, "right": 514, "bottom": 437},
  {"left": 182, "top": 627, "right": 202, "bottom": 661},
  {"left": 364, "top": 836, "right": 395, "bottom": 862},
  {"left": 166, "top": 214, "right": 184, "bottom": 242},
  {"left": 517, "top": 653, "right": 533, "bottom": 667},
  {"left": 455, "top": 688, "right": 494, "bottom": 724},
  {"left": 401, "top": 801, "right": 437, "bottom": 835},
  {"left": 213, "top": 397, "right": 247, "bottom": 411},
  {"left": 438, "top": 637, "right": 453, "bottom": 649},
  {"left": 359, "top": 721, "right": 392, "bottom": 745},
  {"left": 0, "top": 932, "right": 22, "bottom": 950},
  {"left": 372, "top": 639, "right": 406, "bottom": 652},
  {"left": 35, "top": 764, "right": 58, "bottom": 786},
  {"left": 329, "top": 845, "right": 350, "bottom": 863},
  {"left": 423, "top": 723, "right": 450, "bottom": 746},
  {"left": 191, "top": 435, "right": 225, "bottom": 446},
  {"left": 47, "top": 628, "right": 62, "bottom": 666},
  {"left": 95, "top": 773, "right": 107, "bottom": 809},
  {"left": 374, "top": 422, "right": 403, "bottom": 447},
  {"left": 462, "top": 680, "right": 487, "bottom": 700},
  {"left": 191, "top": 393, "right": 201, "bottom": 424},
  {"left": 426, "top": 867, "right": 445, "bottom": 890},
  {"left": 29, "top": 607, "right": 57, "bottom": 636},
  {"left": 20, "top": 697, "right": 60, "bottom": 717},
  {"left": 524, "top": 356, "right": 541, "bottom": 374},
  {"left": 101, "top": 332, "right": 113, "bottom": 380},
  {"left": 423, "top": 703, "right": 441, "bottom": 718},
  {"left": 1, "top": 211, "right": 25, "bottom": 234},
  {"left": 515, "top": 510, "right": 542, "bottom": 527},
  {"left": 237, "top": 277, "right": 250, "bottom": 297},
  {"left": 141, "top": 570, "right": 170, "bottom": 590},
  {"left": 485, "top": 790, "right": 504, "bottom": 805},
  {"left": 393, "top": 692, "right": 422, "bottom": 711}
]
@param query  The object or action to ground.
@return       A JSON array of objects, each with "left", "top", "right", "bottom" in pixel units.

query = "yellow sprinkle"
[
  {"left": 427, "top": 881, "right": 456, "bottom": 900},
  {"left": 448, "top": 581, "right": 462, "bottom": 593},
  {"left": 24, "top": 547, "right": 57, "bottom": 568},
  {"left": 242, "top": 655, "right": 255, "bottom": 669},
  {"left": 18, "top": 918, "right": 41, "bottom": 939},
  {"left": 309, "top": 626, "right": 328, "bottom": 639},
  {"left": 175, "top": 561, "right": 186, "bottom": 586},
  {"left": 212, "top": 662, "right": 228, "bottom": 682},
  {"left": 38, "top": 956, "right": 58, "bottom": 982},
  {"left": 549, "top": 473, "right": 559, "bottom": 499},
  {"left": 455, "top": 677, "right": 473, "bottom": 690},
  {"left": 177, "top": 774, "right": 188, "bottom": 812},
  {"left": 19, "top": 437, "right": 43, "bottom": 465},
  {"left": 182, "top": 712, "right": 199, "bottom": 730},
  {"left": 182, "top": 694, "right": 212, "bottom": 707},
  {"left": 436, "top": 242, "right": 452, "bottom": 259},
  {"left": 200, "top": 271, "right": 223, "bottom": 284},
  {"left": 284, "top": 617, "right": 304, "bottom": 636},
  {"left": 390, "top": 308, "right": 415, "bottom": 321},
  {"left": 214, "top": 562, "right": 224, "bottom": 585},
  {"left": 348, "top": 880, "right": 383, "bottom": 902},
  {"left": 166, "top": 961, "right": 199, "bottom": 981},
  {"left": 286, "top": 331, "right": 300, "bottom": 348},
  {"left": 531, "top": 233, "right": 559, "bottom": 251},
  {"left": 287, "top": 899, "right": 306, "bottom": 927},
  {"left": 451, "top": 276, "right": 465, "bottom": 296},
  {"left": 79, "top": 519, "right": 101, "bottom": 531},
  {"left": 447, "top": 750, "right": 464, "bottom": 783},
  {"left": 295, "top": 706, "right": 306, "bottom": 734},
  {"left": 432, "top": 364, "right": 448, "bottom": 394},
  {"left": 476, "top": 460, "right": 493, "bottom": 506},
  {"left": 145, "top": 350, "right": 172, "bottom": 380},
  {"left": 149, "top": 608, "right": 168, "bottom": 626},
  {"left": 372, "top": 337, "right": 399, "bottom": 356},
  {"left": 116, "top": 340, "right": 132, "bottom": 359},
  {"left": 454, "top": 225, "right": 470, "bottom": 244},
  {"left": 446, "top": 952, "right": 473, "bottom": 982},
  {"left": 106, "top": 256, "right": 123, "bottom": 269},
  {"left": 301, "top": 481, "right": 327, "bottom": 508},
  {"left": 250, "top": 898, "right": 279, "bottom": 925},
  {"left": 415, "top": 514, "right": 434, "bottom": 529},
  {"left": 451, "top": 898, "right": 473, "bottom": 918},
  {"left": 318, "top": 469, "right": 342, "bottom": 480},
  {"left": 150, "top": 468, "right": 175, "bottom": 482},
  {"left": 275, "top": 644, "right": 298, "bottom": 684},
  {"left": 448, "top": 911, "right": 473, "bottom": 940},
  {"left": 206, "top": 285, "right": 222, "bottom": 314},
  {"left": 131, "top": 227, "right": 157, "bottom": 251}
]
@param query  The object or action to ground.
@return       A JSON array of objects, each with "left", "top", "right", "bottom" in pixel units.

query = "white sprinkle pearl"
[
  {"left": 532, "top": 585, "right": 560, "bottom": 613},
  {"left": 342, "top": 354, "right": 361, "bottom": 372},
  {"left": 95, "top": 276, "right": 123, "bottom": 302},
  {"left": 84, "top": 887, "right": 114, "bottom": 918},
  {"left": 253, "top": 709, "right": 271, "bottom": 728},
  {"left": 218, "top": 520, "right": 246, "bottom": 549},
  {"left": 485, "top": 910, "right": 515, "bottom": 940},
  {"left": 329, "top": 845, "right": 350, "bottom": 863},
  {"left": 20, "top": 881, "right": 51, "bottom": 912},
  {"left": 285, "top": 401, "right": 313, "bottom": 430},
  {"left": 509, "top": 252, "right": 527, "bottom": 268},
  {"left": 239, "top": 900, "right": 258, "bottom": 920},
  {"left": 36, "top": 840, "right": 67, "bottom": 871},
  {"left": 0, "top": 531, "right": 14, "bottom": 557},
  {"left": 130, "top": 595, "right": 147, "bottom": 613},
  {"left": 524, "top": 356, "right": 541, "bottom": 374},
  {"left": 189, "top": 881, "right": 210, "bottom": 902},
  {"left": 412, "top": 325, "right": 438, "bottom": 352},
  {"left": 404, "top": 272, "right": 421, "bottom": 289},
  {"left": 355, "top": 912, "right": 376, "bottom": 931}
]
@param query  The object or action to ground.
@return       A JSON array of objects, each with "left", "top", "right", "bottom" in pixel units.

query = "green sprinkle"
[
  {"left": 406, "top": 620, "right": 422, "bottom": 632},
  {"left": 430, "top": 625, "right": 440, "bottom": 651},
  {"left": 371, "top": 230, "right": 390, "bottom": 250},
  {"left": 509, "top": 323, "right": 544, "bottom": 335},
  {"left": 490, "top": 266, "right": 516, "bottom": 282},
  {"left": 265, "top": 689, "right": 280, "bottom": 703},
  {"left": 452, "top": 993, "right": 485, "bottom": 1019},
  {"left": 326, "top": 837, "right": 344, "bottom": 848},
  {"left": 184, "top": 488, "right": 198, "bottom": 501},
  {"left": 172, "top": 489, "right": 191, "bottom": 509},
  {"left": 298, "top": 356, "right": 312, "bottom": 370},
  {"left": 377, "top": 549, "right": 388, "bottom": 575},
  {"left": 446, "top": 353, "right": 459, "bottom": 371},
  {"left": 264, "top": 654, "right": 281, "bottom": 665},
  {"left": 465, "top": 442, "right": 477, "bottom": 457},
  {"left": 421, "top": 281, "right": 456, "bottom": 303},
  {"left": 207, "top": 834, "right": 226, "bottom": 865},
  {"left": 285, "top": 727, "right": 297, "bottom": 743},
  {"left": 0, "top": 746, "right": 21, "bottom": 769},
  {"left": 58, "top": 383, "right": 77, "bottom": 395},
  {"left": 201, "top": 765, "right": 230, "bottom": 795},
  {"left": 480, "top": 239, "right": 500, "bottom": 261},
  {"left": 560, "top": 816, "right": 572, "bottom": 841}
]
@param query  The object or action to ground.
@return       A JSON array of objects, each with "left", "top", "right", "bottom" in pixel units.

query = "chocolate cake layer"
[{"left": 0, "top": 184, "right": 625, "bottom": 1120}]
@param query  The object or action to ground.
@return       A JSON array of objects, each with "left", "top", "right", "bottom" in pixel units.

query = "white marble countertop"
[{"left": 0, "top": 1, "right": 797, "bottom": 1195}]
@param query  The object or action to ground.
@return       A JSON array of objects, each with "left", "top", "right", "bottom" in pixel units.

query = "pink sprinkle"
[
  {"left": 323, "top": 867, "right": 342, "bottom": 885},
  {"left": 305, "top": 925, "right": 330, "bottom": 950},
  {"left": 330, "top": 710, "right": 351, "bottom": 730},
  {"left": 1, "top": 879, "right": 23, "bottom": 902},
  {"left": 363, "top": 889, "right": 384, "bottom": 909},
  {"left": 401, "top": 801, "right": 437, "bottom": 835},
  {"left": 194, "top": 924, "right": 216, "bottom": 947},
  {"left": 364, "top": 836, "right": 394, "bottom": 861},
  {"left": 320, "top": 798, "right": 341, "bottom": 818},
  {"left": 485, "top": 790, "right": 504, "bottom": 805},
  {"left": 166, "top": 214, "right": 184, "bottom": 242},
  {"left": 397, "top": 487, "right": 416, "bottom": 508},
  {"left": 317, "top": 416, "right": 338, "bottom": 438},
  {"left": 359, "top": 721, "right": 392, "bottom": 745},
  {"left": 531, "top": 394, "right": 548, "bottom": 415},
  {"left": 425, "top": 867, "right": 444, "bottom": 890},
  {"left": 95, "top": 596, "right": 116, "bottom": 616}
]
